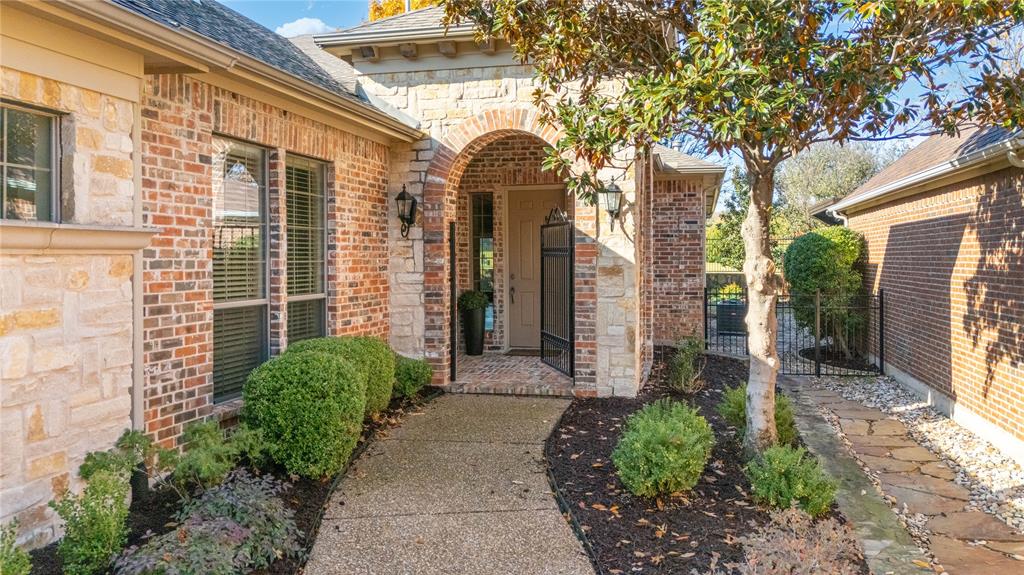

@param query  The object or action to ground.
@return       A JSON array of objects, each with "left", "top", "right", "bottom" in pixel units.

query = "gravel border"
[{"left": 816, "top": 374, "right": 1024, "bottom": 534}]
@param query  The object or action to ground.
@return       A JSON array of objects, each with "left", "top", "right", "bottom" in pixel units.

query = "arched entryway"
[{"left": 421, "top": 108, "right": 597, "bottom": 393}]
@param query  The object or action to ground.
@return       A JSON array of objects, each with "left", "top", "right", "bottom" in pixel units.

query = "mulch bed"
[
  {"left": 546, "top": 350, "right": 863, "bottom": 574},
  {"left": 29, "top": 390, "right": 440, "bottom": 575}
]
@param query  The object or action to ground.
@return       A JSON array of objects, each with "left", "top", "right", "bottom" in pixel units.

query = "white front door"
[{"left": 507, "top": 188, "right": 564, "bottom": 349}]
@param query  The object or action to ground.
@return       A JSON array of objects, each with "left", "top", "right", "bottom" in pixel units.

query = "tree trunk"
[{"left": 741, "top": 168, "right": 783, "bottom": 456}]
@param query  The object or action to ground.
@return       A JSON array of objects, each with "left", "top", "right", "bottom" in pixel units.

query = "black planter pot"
[{"left": 462, "top": 308, "right": 485, "bottom": 356}]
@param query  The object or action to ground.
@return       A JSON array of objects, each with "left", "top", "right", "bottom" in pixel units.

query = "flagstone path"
[
  {"left": 305, "top": 394, "right": 595, "bottom": 575},
  {"left": 783, "top": 378, "right": 1024, "bottom": 575}
]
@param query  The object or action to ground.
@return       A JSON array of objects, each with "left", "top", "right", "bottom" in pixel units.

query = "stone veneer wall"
[
  {"left": 455, "top": 133, "right": 563, "bottom": 352},
  {"left": 649, "top": 176, "right": 707, "bottom": 344},
  {"left": 0, "top": 68, "right": 138, "bottom": 546},
  {"left": 364, "top": 65, "right": 643, "bottom": 396},
  {"left": 140, "top": 74, "right": 391, "bottom": 448},
  {"left": 847, "top": 166, "right": 1024, "bottom": 444}
]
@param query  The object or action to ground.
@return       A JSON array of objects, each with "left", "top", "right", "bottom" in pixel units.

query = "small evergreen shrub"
[
  {"left": 394, "top": 354, "right": 432, "bottom": 398},
  {"left": 243, "top": 351, "right": 365, "bottom": 478},
  {"left": 717, "top": 385, "right": 798, "bottom": 447},
  {"left": 457, "top": 290, "right": 489, "bottom": 310},
  {"left": 78, "top": 430, "right": 154, "bottom": 482},
  {"left": 0, "top": 522, "right": 30, "bottom": 575},
  {"left": 745, "top": 446, "right": 836, "bottom": 517},
  {"left": 50, "top": 470, "right": 130, "bottom": 575},
  {"left": 611, "top": 399, "right": 714, "bottom": 497},
  {"left": 114, "top": 470, "right": 302, "bottom": 575},
  {"left": 667, "top": 337, "right": 706, "bottom": 394},
  {"left": 286, "top": 336, "right": 395, "bottom": 417},
  {"left": 166, "top": 422, "right": 267, "bottom": 494}
]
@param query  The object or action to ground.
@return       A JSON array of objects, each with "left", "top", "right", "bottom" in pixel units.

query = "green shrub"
[
  {"left": 667, "top": 337, "right": 706, "bottom": 394},
  {"left": 165, "top": 422, "right": 267, "bottom": 494},
  {"left": 50, "top": 470, "right": 130, "bottom": 575},
  {"left": 611, "top": 399, "right": 715, "bottom": 497},
  {"left": 745, "top": 446, "right": 836, "bottom": 517},
  {"left": 783, "top": 227, "right": 866, "bottom": 357},
  {"left": 79, "top": 430, "right": 153, "bottom": 482},
  {"left": 113, "top": 470, "right": 302, "bottom": 574},
  {"left": 717, "top": 385, "right": 798, "bottom": 447},
  {"left": 0, "top": 522, "right": 30, "bottom": 575},
  {"left": 286, "top": 336, "right": 395, "bottom": 417},
  {"left": 458, "top": 290, "right": 489, "bottom": 310},
  {"left": 394, "top": 354, "right": 432, "bottom": 398},
  {"left": 243, "top": 351, "right": 365, "bottom": 478}
]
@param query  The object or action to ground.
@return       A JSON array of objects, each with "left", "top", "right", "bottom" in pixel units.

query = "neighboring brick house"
[
  {"left": 0, "top": 1, "right": 720, "bottom": 546},
  {"left": 830, "top": 126, "right": 1024, "bottom": 465}
]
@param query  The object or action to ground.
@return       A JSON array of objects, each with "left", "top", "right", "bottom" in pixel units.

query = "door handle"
[{"left": 510, "top": 286, "right": 515, "bottom": 304}]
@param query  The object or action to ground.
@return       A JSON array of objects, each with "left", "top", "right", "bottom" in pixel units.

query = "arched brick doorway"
[{"left": 421, "top": 108, "right": 597, "bottom": 391}]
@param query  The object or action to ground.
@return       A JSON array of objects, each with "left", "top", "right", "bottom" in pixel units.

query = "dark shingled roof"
[
  {"left": 844, "top": 126, "right": 1019, "bottom": 203},
  {"left": 337, "top": 6, "right": 448, "bottom": 35},
  {"left": 111, "top": 0, "right": 362, "bottom": 102}
]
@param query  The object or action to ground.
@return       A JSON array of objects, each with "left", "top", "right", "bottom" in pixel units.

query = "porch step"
[{"left": 443, "top": 381, "right": 576, "bottom": 398}]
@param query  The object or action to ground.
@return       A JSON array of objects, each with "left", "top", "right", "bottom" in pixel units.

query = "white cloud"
[{"left": 275, "top": 17, "right": 333, "bottom": 37}]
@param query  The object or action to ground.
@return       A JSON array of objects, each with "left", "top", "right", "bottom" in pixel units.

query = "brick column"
[{"left": 267, "top": 148, "right": 287, "bottom": 355}]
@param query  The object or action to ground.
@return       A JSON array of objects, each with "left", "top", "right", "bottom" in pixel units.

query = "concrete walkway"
[{"left": 305, "top": 394, "right": 596, "bottom": 575}]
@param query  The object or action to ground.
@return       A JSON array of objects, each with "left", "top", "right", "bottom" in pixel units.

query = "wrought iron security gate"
[
  {"left": 703, "top": 288, "right": 885, "bottom": 377},
  {"left": 540, "top": 208, "right": 574, "bottom": 376}
]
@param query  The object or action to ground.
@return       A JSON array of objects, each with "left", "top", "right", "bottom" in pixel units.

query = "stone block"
[{"left": 26, "top": 452, "right": 66, "bottom": 480}]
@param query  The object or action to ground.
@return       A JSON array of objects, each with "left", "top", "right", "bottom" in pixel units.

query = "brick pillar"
[{"left": 267, "top": 148, "right": 287, "bottom": 355}]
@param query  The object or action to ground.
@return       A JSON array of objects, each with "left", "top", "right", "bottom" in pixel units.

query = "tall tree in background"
[
  {"left": 776, "top": 141, "right": 906, "bottom": 233},
  {"left": 370, "top": 0, "right": 439, "bottom": 21},
  {"left": 444, "top": 0, "right": 1024, "bottom": 454}
]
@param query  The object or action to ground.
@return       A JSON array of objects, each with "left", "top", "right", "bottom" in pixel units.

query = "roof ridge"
[{"left": 339, "top": 5, "right": 444, "bottom": 34}]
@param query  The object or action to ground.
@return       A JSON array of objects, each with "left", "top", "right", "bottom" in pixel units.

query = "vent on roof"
[{"left": 358, "top": 45, "right": 380, "bottom": 62}]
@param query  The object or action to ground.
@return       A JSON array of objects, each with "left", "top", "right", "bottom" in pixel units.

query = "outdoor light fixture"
[
  {"left": 598, "top": 181, "right": 624, "bottom": 230},
  {"left": 395, "top": 185, "right": 417, "bottom": 238}
]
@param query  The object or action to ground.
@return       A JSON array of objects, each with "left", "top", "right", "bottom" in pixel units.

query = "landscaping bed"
[
  {"left": 546, "top": 350, "right": 868, "bottom": 574},
  {"left": 19, "top": 337, "right": 439, "bottom": 575}
]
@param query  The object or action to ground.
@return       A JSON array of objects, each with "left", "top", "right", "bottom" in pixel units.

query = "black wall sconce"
[
  {"left": 597, "top": 181, "right": 623, "bottom": 231},
  {"left": 395, "top": 184, "right": 417, "bottom": 238}
]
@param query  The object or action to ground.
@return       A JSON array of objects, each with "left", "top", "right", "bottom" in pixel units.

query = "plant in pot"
[{"left": 458, "top": 290, "right": 488, "bottom": 356}]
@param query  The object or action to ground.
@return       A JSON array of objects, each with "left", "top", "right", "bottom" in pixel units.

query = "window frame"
[
  {"left": 1, "top": 100, "right": 61, "bottom": 223},
  {"left": 284, "top": 153, "right": 329, "bottom": 343},
  {"left": 211, "top": 135, "right": 271, "bottom": 403}
]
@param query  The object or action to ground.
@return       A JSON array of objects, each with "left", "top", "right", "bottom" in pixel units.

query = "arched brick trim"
[{"left": 422, "top": 107, "right": 589, "bottom": 387}]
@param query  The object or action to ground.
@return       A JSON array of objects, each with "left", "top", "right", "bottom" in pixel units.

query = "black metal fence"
[
  {"left": 540, "top": 210, "right": 574, "bottom": 376},
  {"left": 704, "top": 288, "right": 884, "bottom": 377}
]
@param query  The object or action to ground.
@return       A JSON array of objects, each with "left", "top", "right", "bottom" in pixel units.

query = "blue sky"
[{"left": 223, "top": 0, "right": 371, "bottom": 36}]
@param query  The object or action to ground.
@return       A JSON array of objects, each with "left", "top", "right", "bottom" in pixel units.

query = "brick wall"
[
  {"left": 455, "top": 133, "right": 562, "bottom": 351},
  {"left": 649, "top": 176, "right": 707, "bottom": 344},
  {"left": 140, "top": 74, "right": 391, "bottom": 448},
  {"left": 847, "top": 166, "right": 1024, "bottom": 442}
]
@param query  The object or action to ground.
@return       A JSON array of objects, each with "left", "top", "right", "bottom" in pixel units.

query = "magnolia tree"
[{"left": 443, "top": 0, "right": 1024, "bottom": 454}]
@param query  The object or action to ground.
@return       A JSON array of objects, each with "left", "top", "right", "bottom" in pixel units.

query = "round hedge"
[
  {"left": 611, "top": 399, "right": 714, "bottom": 497},
  {"left": 393, "top": 354, "right": 432, "bottom": 399},
  {"left": 242, "top": 351, "right": 365, "bottom": 478},
  {"left": 286, "top": 336, "right": 395, "bottom": 417}
]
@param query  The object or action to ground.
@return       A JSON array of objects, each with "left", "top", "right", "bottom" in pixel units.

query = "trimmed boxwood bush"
[
  {"left": 50, "top": 470, "right": 130, "bottom": 575},
  {"left": 745, "top": 445, "right": 836, "bottom": 517},
  {"left": 717, "top": 385, "right": 798, "bottom": 447},
  {"left": 611, "top": 399, "right": 714, "bottom": 497},
  {"left": 242, "top": 351, "right": 365, "bottom": 478},
  {"left": 286, "top": 336, "right": 395, "bottom": 417},
  {"left": 394, "top": 354, "right": 432, "bottom": 399}
]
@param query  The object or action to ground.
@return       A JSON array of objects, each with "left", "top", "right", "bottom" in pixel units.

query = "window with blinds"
[
  {"left": 212, "top": 138, "right": 268, "bottom": 402},
  {"left": 285, "top": 156, "right": 326, "bottom": 344}
]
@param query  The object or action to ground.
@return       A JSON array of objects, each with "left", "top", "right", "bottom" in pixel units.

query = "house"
[
  {"left": 830, "top": 126, "right": 1024, "bottom": 465},
  {"left": 0, "top": 1, "right": 721, "bottom": 545}
]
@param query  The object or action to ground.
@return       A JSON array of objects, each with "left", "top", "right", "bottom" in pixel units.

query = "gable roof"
[
  {"left": 343, "top": 6, "right": 448, "bottom": 34},
  {"left": 832, "top": 126, "right": 1022, "bottom": 213},
  {"left": 652, "top": 144, "right": 725, "bottom": 216},
  {"left": 111, "top": 0, "right": 359, "bottom": 101}
]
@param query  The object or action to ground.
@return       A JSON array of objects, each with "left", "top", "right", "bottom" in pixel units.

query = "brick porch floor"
[{"left": 449, "top": 353, "right": 574, "bottom": 397}]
